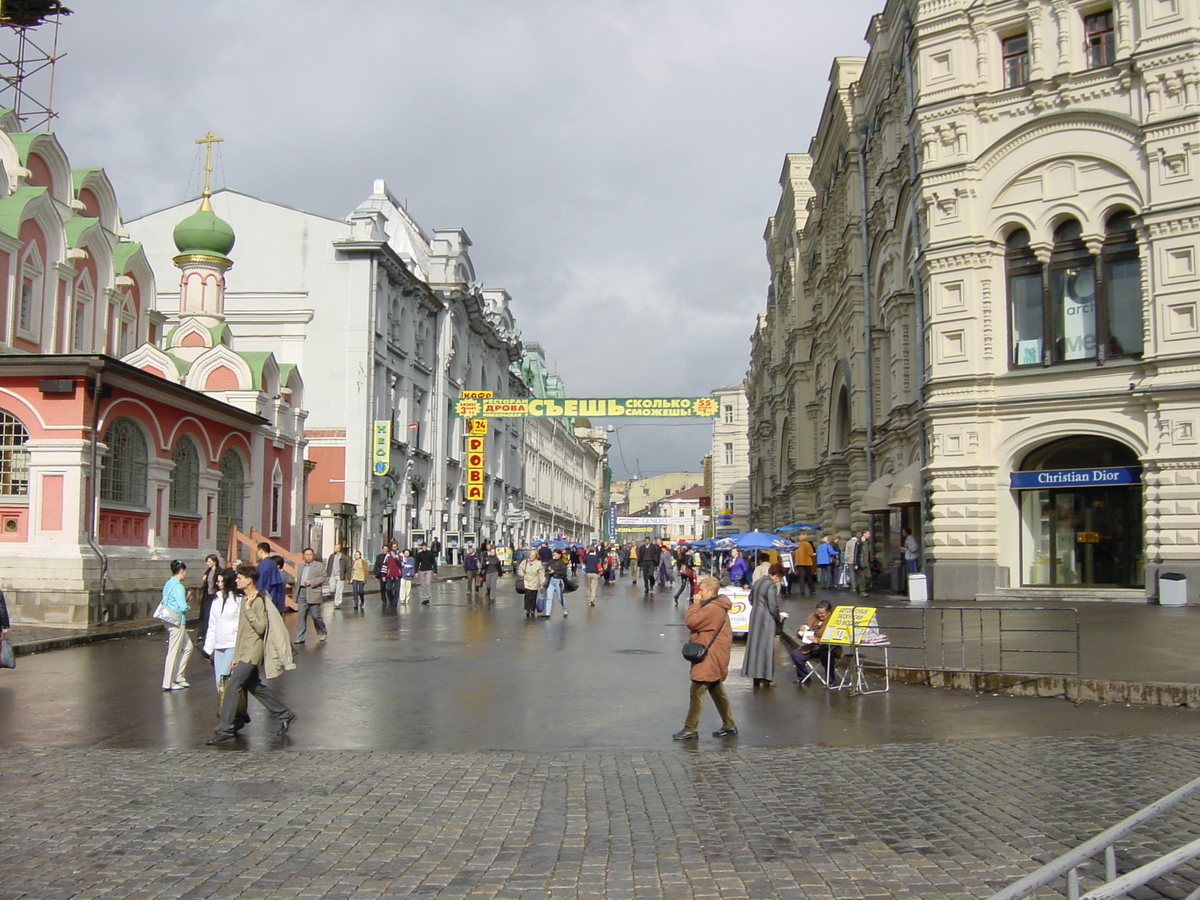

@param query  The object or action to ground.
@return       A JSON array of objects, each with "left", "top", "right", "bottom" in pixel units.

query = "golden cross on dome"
[{"left": 194, "top": 131, "right": 224, "bottom": 207}]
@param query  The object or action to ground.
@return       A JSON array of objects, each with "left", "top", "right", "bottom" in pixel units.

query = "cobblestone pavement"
[{"left": 5, "top": 735, "right": 1200, "bottom": 900}]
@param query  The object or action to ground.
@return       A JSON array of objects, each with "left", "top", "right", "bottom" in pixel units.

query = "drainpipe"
[
  {"left": 364, "top": 255, "right": 379, "bottom": 550},
  {"left": 86, "top": 366, "right": 109, "bottom": 616},
  {"left": 902, "top": 10, "right": 931, "bottom": 580},
  {"left": 857, "top": 120, "right": 876, "bottom": 500}
]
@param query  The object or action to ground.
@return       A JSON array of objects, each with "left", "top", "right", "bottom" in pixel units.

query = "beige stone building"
[
  {"left": 711, "top": 384, "right": 751, "bottom": 535},
  {"left": 749, "top": 0, "right": 1200, "bottom": 601}
]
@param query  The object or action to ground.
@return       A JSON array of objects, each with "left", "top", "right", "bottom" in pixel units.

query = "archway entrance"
[{"left": 1012, "top": 436, "right": 1143, "bottom": 588}]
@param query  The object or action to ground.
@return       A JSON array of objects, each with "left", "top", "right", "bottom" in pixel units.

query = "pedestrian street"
[{"left": 4, "top": 576, "right": 1200, "bottom": 899}]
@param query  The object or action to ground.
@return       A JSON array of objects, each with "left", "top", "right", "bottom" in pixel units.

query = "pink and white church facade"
[{"left": 0, "top": 114, "right": 307, "bottom": 626}]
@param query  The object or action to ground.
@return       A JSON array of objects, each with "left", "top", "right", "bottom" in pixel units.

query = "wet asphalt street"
[{"left": 2, "top": 573, "right": 1197, "bottom": 752}]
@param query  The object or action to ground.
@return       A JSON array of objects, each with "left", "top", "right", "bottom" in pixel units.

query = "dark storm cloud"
[{"left": 46, "top": 0, "right": 878, "bottom": 474}]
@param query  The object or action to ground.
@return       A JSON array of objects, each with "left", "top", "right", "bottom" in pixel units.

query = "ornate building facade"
[
  {"left": 0, "top": 120, "right": 306, "bottom": 625},
  {"left": 750, "top": 0, "right": 1200, "bottom": 601},
  {"left": 130, "top": 183, "right": 601, "bottom": 556}
]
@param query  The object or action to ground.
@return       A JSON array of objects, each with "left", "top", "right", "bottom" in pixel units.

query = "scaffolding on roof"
[{"left": 0, "top": 1, "right": 72, "bottom": 130}]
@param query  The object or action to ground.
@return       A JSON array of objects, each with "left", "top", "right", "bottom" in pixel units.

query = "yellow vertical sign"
[
  {"left": 462, "top": 391, "right": 492, "bottom": 501},
  {"left": 372, "top": 420, "right": 391, "bottom": 476}
]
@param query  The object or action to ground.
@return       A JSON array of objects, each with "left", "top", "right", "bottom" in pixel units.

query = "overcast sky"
[{"left": 42, "top": 0, "right": 881, "bottom": 479}]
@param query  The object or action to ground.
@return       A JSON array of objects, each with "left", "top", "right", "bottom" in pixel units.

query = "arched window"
[
  {"left": 216, "top": 449, "right": 245, "bottom": 533},
  {"left": 833, "top": 387, "right": 852, "bottom": 451},
  {"left": 0, "top": 410, "right": 30, "bottom": 497},
  {"left": 1050, "top": 219, "right": 1096, "bottom": 362},
  {"left": 100, "top": 417, "right": 148, "bottom": 506},
  {"left": 169, "top": 437, "right": 200, "bottom": 515},
  {"left": 1008, "top": 214, "right": 1143, "bottom": 368},
  {"left": 73, "top": 270, "right": 94, "bottom": 352},
  {"left": 270, "top": 461, "right": 284, "bottom": 536},
  {"left": 1008, "top": 227, "right": 1043, "bottom": 366},
  {"left": 1102, "top": 211, "right": 1142, "bottom": 358},
  {"left": 17, "top": 243, "right": 42, "bottom": 338}
]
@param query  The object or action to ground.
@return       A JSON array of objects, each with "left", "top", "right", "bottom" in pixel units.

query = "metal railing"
[
  {"left": 986, "top": 773, "right": 1200, "bottom": 900},
  {"left": 879, "top": 606, "right": 1080, "bottom": 677}
]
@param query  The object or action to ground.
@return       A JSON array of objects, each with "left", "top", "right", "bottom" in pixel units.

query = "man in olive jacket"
[{"left": 207, "top": 565, "right": 296, "bottom": 744}]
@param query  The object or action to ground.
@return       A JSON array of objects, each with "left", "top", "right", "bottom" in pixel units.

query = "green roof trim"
[
  {"left": 238, "top": 351, "right": 273, "bottom": 390},
  {"left": 64, "top": 215, "right": 98, "bottom": 247},
  {"left": 72, "top": 167, "right": 104, "bottom": 192},
  {"left": 164, "top": 352, "right": 193, "bottom": 378},
  {"left": 0, "top": 185, "right": 47, "bottom": 238},
  {"left": 8, "top": 132, "right": 52, "bottom": 165},
  {"left": 112, "top": 241, "right": 142, "bottom": 273}
]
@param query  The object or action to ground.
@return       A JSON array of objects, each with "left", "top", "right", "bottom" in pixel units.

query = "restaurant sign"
[{"left": 451, "top": 397, "right": 719, "bottom": 419}]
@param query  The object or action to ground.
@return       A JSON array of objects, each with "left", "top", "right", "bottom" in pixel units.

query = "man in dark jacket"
[
  {"left": 636, "top": 537, "right": 658, "bottom": 594},
  {"left": 256, "top": 542, "right": 287, "bottom": 613},
  {"left": 414, "top": 542, "right": 438, "bottom": 605},
  {"left": 373, "top": 543, "right": 390, "bottom": 604}
]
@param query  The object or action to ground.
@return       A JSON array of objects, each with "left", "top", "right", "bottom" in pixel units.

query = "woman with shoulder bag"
[
  {"left": 674, "top": 576, "right": 738, "bottom": 741},
  {"left": 517, "top": 550, "right": 545, "bottom": 618},
  {"left": 160, "top": 560, "right": 193, "bottom": 691}
]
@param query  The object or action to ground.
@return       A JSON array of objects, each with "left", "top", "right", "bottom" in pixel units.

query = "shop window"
[
  {"left": 1007, "top": 213, "right": 1142, "bottom": 368},
  {"left": 1016, "top": 436, "right": 1142, "bottom": 588},
  {"left": 1002, "top": 33, "right": 1029, "bottom": 88},
  {"left": 1085, "top": 10, "right": 1115, "bottom": 68},
  {"left": 100, "top": 417, "right": 148, "bottom": 507}
]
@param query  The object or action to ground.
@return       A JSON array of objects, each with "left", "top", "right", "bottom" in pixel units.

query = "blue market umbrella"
[
  {"left": 723, "top": 531, "right": 797, "bottom": 551},
  {"left": 777, "top": 522, "right": 820, "bottom": 533}
]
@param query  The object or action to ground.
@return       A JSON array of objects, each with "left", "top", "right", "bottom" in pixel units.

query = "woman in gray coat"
[{"left": 740, "top": 563, "right": 787, "bottom": 686}]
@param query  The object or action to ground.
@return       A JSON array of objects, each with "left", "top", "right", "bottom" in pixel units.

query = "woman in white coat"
[{"left": 202, "top": 568, "right": 250, "bottom": 730}]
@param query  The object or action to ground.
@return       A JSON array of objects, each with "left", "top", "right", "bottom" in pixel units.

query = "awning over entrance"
[
  {"left": 860, "top": 474, "right": 895, "bottom": 513},
  {"left": 889, "top": 462, "right": 922, "bottom": 506}
]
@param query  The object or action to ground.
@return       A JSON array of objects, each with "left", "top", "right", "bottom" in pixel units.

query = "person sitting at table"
[{"left": 790, "top": 599, "right": 842, "bottom": 684}]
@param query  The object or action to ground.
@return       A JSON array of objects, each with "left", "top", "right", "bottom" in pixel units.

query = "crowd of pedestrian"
[{"left": 31, "top": 524, "right": 915, "bottom": 748}]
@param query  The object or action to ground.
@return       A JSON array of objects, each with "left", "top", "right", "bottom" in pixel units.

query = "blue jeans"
[{"left": 546, "top": 576, "right": 566, "bottom": 613}]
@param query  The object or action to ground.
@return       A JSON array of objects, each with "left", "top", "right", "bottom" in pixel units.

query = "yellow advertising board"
[
  {"left": 821, "top": 606, "right": 879, "bottom": 645},
  {"left": 451, "top": 397, "right": 719, "bottom": 419},
  {"left": 463, "top": 391, "right": 491, "bottom": 501}
]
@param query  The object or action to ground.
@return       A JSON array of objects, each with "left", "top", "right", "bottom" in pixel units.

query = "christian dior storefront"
[{"left": 1012, "top": 436, "right": 1143, "bottom": 590}]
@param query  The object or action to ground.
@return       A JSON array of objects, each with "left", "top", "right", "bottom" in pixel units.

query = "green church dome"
[{"left": 172, "top": 198, "right": 235, "bottom": 259}]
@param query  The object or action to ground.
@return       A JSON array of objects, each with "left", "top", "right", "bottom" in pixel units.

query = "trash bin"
[
  {"left": 908, "top": 572, "right": 928, "bottom": 604},
  {"left": 1159, "top": 572, "right": 1187, "bottom": 607}
]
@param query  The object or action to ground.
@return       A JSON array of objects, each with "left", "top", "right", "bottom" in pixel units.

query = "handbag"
[
  {"left": 153, "top": 601, "right": 183, "bottom": 628},
  {"left": 515, "top": 577, "right": 526, "bottom": 594},
  {"left": 0, "top": 637, "right": 14, "bottom": 669},
  {"left": 681, "top": 600, "right": 726, "bottom": 663},
  {"left": 564, "top": 578, "right": 579, "bottom": 593}
]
